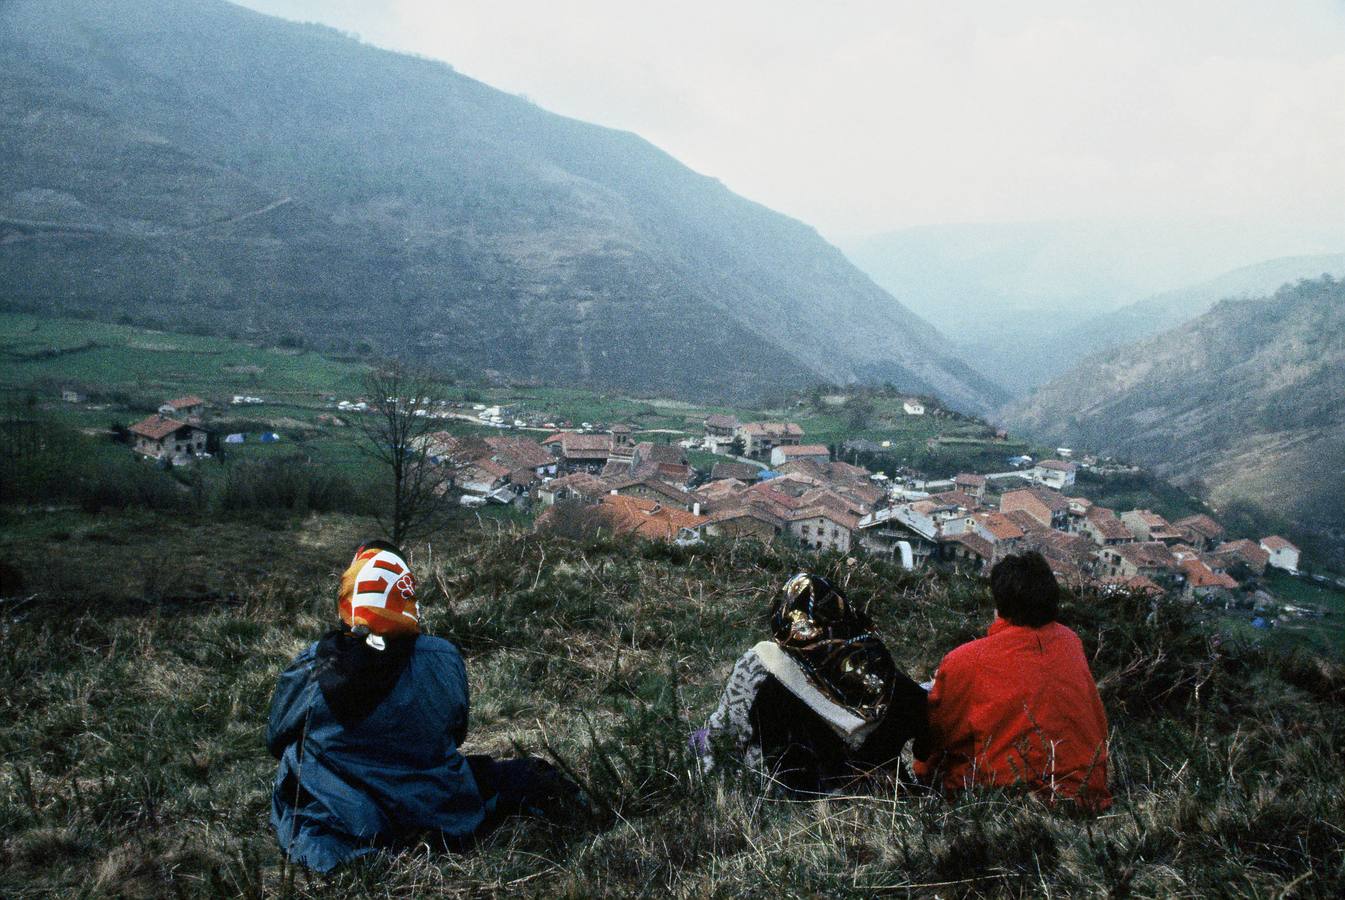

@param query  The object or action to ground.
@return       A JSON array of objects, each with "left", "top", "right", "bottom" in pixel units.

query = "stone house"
[
  {"left": 1000, "top": 488, "right": 1068, "bottom": 530},
  {"left": 128, "top": 415, "right": 207, "bottom": 463},
  {"left": 1082, "top": 506, "right": 1133, "bottom": 547},
  {"left": 769, "top": 444, "right": 830, "bottom": 467},
  {"left": 1120, "top": 509, "right": 1182, "bottom": 543},
  {"left": 788, "top": 507, "right": 857, "bottom": 553},
  {"left": 735, "top": 422, "right": 804, "bottom": 459},
  {"left": 703, "top": 506, "right": 785, "bottom": 543},
  {"left": 609, "top": 476, "right": 698, "bottom": 512},
  {"left": 1173, "top": 514, "right": 1226, "bottom": 552},
  {"left": 953, "top": 473, "right": 987, "bottom": 501},
  {"left": 1211, "top": 539, "right": 1270, "bottom": 577},
  {"left": 542, "top": 432, "right": 613, "bottom": 473},
  {"left": 158, "top": 395, "right": 207, "bottom": 421},
  {"left": 703, "top": 414, "right": 740, "bottom": 438},
  {"left": 537, "top": 473, "right": 610, "bottom": 507},
  {"left": 1097, "top": 541, "right": 1182, "bottom": 585}
]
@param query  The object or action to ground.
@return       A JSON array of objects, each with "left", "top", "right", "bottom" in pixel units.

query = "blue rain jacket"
[{"left": 266, "top": 635, "right": 485, "bottom": 872}]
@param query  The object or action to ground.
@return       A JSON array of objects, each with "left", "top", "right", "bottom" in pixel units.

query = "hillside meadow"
[
  {"left": 0, "top": 312, "right": 1027, "bottom": 478},
  {"left": 1, "top": 509, "right": 1342, "bottom": 897}
]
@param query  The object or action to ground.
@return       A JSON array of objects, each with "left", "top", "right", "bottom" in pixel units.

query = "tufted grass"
[{"left": 1, "top": 510, "right": 1342, "bottom": 897}]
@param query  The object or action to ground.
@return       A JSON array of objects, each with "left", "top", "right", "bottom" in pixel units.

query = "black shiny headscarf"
[{"left": 770, "top": 573, "right": 897, "bottom": 723}]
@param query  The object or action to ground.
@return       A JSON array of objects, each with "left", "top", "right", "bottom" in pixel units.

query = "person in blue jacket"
[{"left": 267, "top": 540, "right": 574, "bottom": 872}]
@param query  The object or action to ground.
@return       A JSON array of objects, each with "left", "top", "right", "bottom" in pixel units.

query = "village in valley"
[{"left": 114, "top": 380, "right": 1321, "bottom": 638}]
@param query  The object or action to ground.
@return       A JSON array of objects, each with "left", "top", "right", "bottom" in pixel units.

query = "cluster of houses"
[
  {"left": 508, "top": 416, "right": 1305, "bottom": 603},
  {"left": 528, "top": 421, "right": 886, "bottom": 550},
  {"left": 114, "top": 387, "right": 1309, "bottom": 602},
  {"left": 861, "top": 467, "right": 1300, "bottom": 601}
]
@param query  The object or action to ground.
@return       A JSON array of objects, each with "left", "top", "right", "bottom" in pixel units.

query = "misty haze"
[{"left": 2, "top": 1, "right": 1342, "bottom": 896}]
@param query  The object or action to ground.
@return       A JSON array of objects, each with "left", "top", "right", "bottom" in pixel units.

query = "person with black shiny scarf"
[{"left": 693, "top": 573, "right": 929, "bottom": 795}]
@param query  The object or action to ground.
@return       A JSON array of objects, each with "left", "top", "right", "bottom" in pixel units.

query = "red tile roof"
[
  {"left": 543, "top": 473, "right": 611, "bottom": 497},
  {"left": 484, "top": 436, "right": 553, "bottom": 469},
  {"left": 609, "top": 476, "right": 695, "bottom": 505},
  {"left": 1214, "top": 539, "right": 1270, "bottom": 569},
  {"left": 547, "top": 432, "right": 613, "bottom": 458},
  {"left": 1110, "top": 541, "right": 1178, "bottom": 570},
  {"left": 1260, "top": 535, "right": 1297, "bottom": 552},
  {"left": 129, "top": 415, "right": 192, "bottom": 441},
  {"left": 705, "top": 505, "right": 786, "bottom": 530},
  {"left": 953, "top": 532, "right": 994, "bottom": 560},
  {"left": 978, "top": 512, "right": 1026, "bottom": 542},
  {"left": 791, "top": 505, "right": 860, "bottom": 532},
  {"left": 163, "top": 395, "right": 206, "bottom": 410},
  {"left": 1085, "top": 507, "right": 1132, "bottom": 540},
  {"left": 1180, "top": 558, "right": 1239, "bottom": 589},
  {"left": 740, "top": 422, "right": 804, "bottom": 437},
  {"left": 1004, "top": 509, "right": 1050, "bottom": 534},
  {"left": 598, "top": 495, "right": 708, "bottom": 540},
  {"left": 1174, "top": 514, "right": 1224, "bottom": 537},
  {"left": 1001, "top": 488, "right": 1069, "bottom": 514},
  {"left": 465, "top": 458, "right": 511, "bottom": 480},
  {"left": 710, "top": 461, "right": 760, "bottom": 482},
  {"left": 928, "top": 490, "right": 981, "bottom": 509},
  {"left": 774, "top": 444, "right": 830, "bottom": 458}
]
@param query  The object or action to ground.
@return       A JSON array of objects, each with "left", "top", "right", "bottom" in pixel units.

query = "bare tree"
[{"left": 353, "top": 363, "right": 452, "bottom": 546}]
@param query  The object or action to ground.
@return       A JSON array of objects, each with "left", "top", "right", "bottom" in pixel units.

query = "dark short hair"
[
  {"left": 990, "top": 552, "right": 1059, "bottom": 627},
  {"left": 356, "top": 539, "right": 404, "bottom": 559}
]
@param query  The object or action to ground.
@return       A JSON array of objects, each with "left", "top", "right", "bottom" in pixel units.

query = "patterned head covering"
[
  {"left": 337, "top": 543, "right": 420, "bottom": 638},
  {"left": 770, "top": 573, "right": 895, "bottom": 723}
]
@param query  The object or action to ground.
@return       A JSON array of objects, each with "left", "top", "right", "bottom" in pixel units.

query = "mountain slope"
[
  {"left": 0, "top": 0, "right": 1004, "bottom": 411},
  {"left": 1002, "top": 276, "right": 1345, "bottom": 553},
  {"left": 1050, "top": 254, "right": 1345, "bottom": 372},
  {"left": 979, "top": 254, "right": 1345, "bottom": 394}
]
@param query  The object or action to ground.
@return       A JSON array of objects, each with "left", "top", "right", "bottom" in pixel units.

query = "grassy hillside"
[
  {"left": 1002, "top": 277, "right": 1345, "bottom": 567},
  {"left": 0, "top": 0, "right": 1004, "bottom": 411},
  {"left": 0, "top": 313, "right": 1029, "bottom": 480},
  {"left": 1, "top": 511, "right": 1342, "bottom": 896}
]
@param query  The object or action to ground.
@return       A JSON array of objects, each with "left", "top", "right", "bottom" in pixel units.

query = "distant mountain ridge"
[
  {"left": 842, "top": 223, "right": 1344, "bottom": 395},
  {"left": 0, "top": 0, "right": 1004, "bottom": 411},
  {"left": 1047, "top": 254, "right": 1345, "bottom": 372},
  {"left": 1001, "top": 276, "right": 1345, "bottom": 555}
]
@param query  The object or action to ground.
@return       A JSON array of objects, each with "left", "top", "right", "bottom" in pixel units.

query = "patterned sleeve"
[{"left": 698, "top": 649, "right": 769, "bottom": 773}]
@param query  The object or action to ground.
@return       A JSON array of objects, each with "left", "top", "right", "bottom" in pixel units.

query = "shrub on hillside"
[
  {"left": 213, "top": 456, "right": 370, "bottom": 516},
  {"left": 536, "top": 499, "right": 614, "bottom": 543},
  {"left": 76, "top": 458, "right": 196, "bottom": 514}
]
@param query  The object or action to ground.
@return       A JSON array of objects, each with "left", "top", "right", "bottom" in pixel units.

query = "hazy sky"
[{"left": 234, "top": 1, "right": 1345, "bottom": 242}]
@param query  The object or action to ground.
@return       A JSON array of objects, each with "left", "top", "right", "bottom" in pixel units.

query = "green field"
[
  {"left": 0, "top": 313, "right": 367, "bottom": 402},
  {"left": 1, "top": 312, "right": 1041, "bottom": 481},
  {"left": 1259, "top": 571, "right": 1345, "bottom": 655}
]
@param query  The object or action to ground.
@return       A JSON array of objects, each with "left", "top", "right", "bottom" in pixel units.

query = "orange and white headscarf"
[{"left": 337, "top": 544, "right": 420, "bottom": 637}]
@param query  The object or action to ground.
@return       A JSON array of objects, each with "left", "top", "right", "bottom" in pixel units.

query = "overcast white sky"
[{"left": 234, "top": 0, "right": 1345, "bottom": 243}]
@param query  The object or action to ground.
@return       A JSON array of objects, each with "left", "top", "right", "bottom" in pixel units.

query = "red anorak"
[{"left": 914, "top": 618, "right": 1111, "bottom": 809}]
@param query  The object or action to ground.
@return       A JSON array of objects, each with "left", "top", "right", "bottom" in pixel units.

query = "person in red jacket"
[{"left": 914, "top": 551, "right": 1111, "bottom": 810}]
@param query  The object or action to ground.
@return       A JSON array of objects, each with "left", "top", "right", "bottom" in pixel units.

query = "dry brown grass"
[{"left": 1, "top": 509, "right": 1342, "bottom": 897}]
